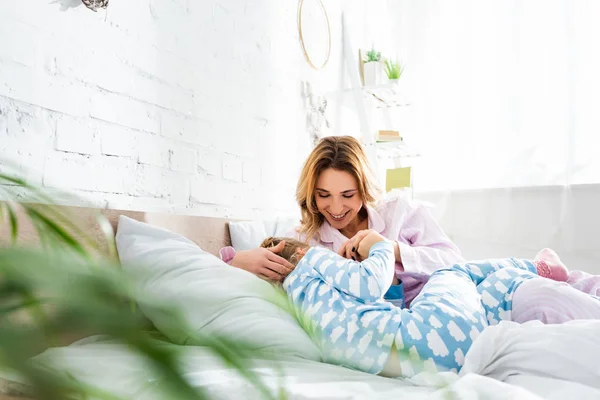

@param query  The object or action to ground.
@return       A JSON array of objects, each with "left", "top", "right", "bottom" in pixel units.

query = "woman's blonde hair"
[
  {"left": 296, "top": 136, "right": 381, "bottom": 242},
  {"left": 260, "top": 237, "right": 310, "bottom": 266}
]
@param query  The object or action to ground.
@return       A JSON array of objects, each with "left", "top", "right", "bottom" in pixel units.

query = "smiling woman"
[{"left": 297, "top": 136, "right": 380, "bottom": 243}]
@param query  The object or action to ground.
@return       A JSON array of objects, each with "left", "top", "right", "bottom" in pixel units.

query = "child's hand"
[{"left": 356, "top": 230, "right": 387, "bottom": 260}]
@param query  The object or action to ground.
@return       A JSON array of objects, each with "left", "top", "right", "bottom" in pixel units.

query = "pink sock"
[{"left": 534, "top": 248, "right": 569, "bottom": 282}]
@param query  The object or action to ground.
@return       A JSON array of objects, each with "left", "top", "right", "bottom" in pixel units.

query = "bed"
[{"left": 1, "top": 205, "right": 599, "bottom": 400}]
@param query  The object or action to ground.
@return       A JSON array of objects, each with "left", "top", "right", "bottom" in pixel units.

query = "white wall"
[
  {"left": 418, "top": 185, "right": 600, "bottom": 275},
  {"left": 0, "top": 0, "right": 356, "bottom": 219},
  {"left": 388, "top": 0, "right": 600, "bottom": 192}
]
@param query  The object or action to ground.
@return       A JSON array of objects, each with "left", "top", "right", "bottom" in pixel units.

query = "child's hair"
[{"left": 260, "top": 237, "right": 310, "bottom": 266}]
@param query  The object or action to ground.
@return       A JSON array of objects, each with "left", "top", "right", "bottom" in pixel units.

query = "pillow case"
[
  {"left": 229, "top": 217, "right": 299, "bottom": 251},
  {"left": 115, "top": 216, "right": 320, "bottom": 361}
]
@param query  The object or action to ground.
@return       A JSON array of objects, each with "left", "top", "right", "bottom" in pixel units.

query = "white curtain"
[{"left": 389, "top": 0, "right": 600, "bottom": 191}]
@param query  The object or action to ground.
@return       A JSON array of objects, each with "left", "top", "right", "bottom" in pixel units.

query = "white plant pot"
[
  {"left": 387, "top": 78, "right": 400, "bottom": 85},
  {"left": 363, "top": 62, "right": 381, "bottom": 86}
]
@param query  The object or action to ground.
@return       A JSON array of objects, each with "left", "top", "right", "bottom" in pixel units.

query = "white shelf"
[
  {"left": 363, "top": 84, "right": 411, "bottom": 108},
  {"left": 325, "top": 84, "right": 411, "bottom": 109},
  {"left": 371, "top": 140, "right": 421, "bottom": 158}
]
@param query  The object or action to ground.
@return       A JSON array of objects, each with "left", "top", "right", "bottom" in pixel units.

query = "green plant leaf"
[
  {"left": 96, "top": 213, "right": 117, "bottom": 260},
  {"left": 23, "top": 206, "right": 89, "bottom": 258},
  {"left": 5, "top": 202, "right": 19, "bottom": 244},
  {"left": 364, "top": 47, "right": 381, "bottom": 63},
  {"left": 0, "top": 173, "right": 27, "bottom": 186}
]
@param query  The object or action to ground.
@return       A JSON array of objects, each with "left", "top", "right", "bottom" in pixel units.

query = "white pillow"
[
  {"left": 115, "top": 216, "right": 321, "bottom": 361},
  {"left": 229, "top": 217, "right": 299, "bottom": 251}
]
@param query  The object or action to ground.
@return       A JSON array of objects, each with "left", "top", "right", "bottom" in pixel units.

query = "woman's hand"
[
  {"left": 231, "top": 241, "right": 295, "bottom": 282},
  {"left": 356, "top": 230, "right": 387, "bottom": 260},
  {"left": 339, "top": 230, "right": 401, "bottom": 264},
  {"left": 338, "top": 229, "right": 370, "bottom": 261},
  {"left": 338, "top": 229, "right": 384, "bottom": 261}
]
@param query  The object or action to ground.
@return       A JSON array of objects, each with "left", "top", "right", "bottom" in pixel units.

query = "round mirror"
[{"left": 298, "top": 0, "right": 331, "bottom": 70}]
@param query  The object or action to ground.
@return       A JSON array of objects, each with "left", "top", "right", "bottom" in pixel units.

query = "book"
[
  {"left": 386, "top": 167, "right": 412, "bottom": 191},
  {"left": 376, "top": 130, "right": 403, "bottom": 142}
]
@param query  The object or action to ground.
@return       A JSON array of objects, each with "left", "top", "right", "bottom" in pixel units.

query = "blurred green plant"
[
  {"left": 0, "top": 165, "right": 286, "bottom": 400},
  {"left": 384, "top": 59, "right": 405, "bottom": 80},
  {"left": 364, "top": 47, "right": 381, "bottom": 63}
]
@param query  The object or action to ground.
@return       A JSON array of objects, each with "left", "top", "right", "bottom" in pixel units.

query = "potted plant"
[
  {"left": 384, "top": 59, "right": 404, "bottom": 84},
  {"left": 362, "top": 47, "right": 382, "bottom": 86}
]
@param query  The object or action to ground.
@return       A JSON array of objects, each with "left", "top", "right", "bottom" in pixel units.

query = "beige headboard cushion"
[{"left": 0, "top": 204, "right": 232, "bottom": 257}]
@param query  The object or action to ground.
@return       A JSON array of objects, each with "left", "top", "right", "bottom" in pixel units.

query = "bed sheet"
[{"left": 3, "top": 319, "right": 596, "bottom": 399}]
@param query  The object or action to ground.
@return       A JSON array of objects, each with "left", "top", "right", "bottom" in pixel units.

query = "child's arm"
[{"left": 308, "top": 235, "right": 395, "bottom": 302}]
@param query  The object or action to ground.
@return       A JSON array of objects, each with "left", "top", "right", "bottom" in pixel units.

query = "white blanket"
[
  {"left": 459, "top": 319, "right": 600, "bottom": 399},
  {"left": 5, "top": 320, "right": 599, "bottom": 399}
]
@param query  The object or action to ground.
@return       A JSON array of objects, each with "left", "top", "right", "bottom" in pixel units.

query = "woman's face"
[{"left": 314, "top": 168, "right": 363, "bottom": 230}]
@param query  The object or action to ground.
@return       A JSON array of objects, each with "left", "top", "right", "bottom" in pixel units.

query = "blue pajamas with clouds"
[
  {"left": 397, "top": 258, "right": 538, "bottom": 375},
  {"left": 284, "top": 242, "right": 538, "bottom": 377}
]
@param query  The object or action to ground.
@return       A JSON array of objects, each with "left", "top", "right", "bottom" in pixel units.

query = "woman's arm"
[{"left": 394, "top": 201, "right": 464, "bottom": 274}]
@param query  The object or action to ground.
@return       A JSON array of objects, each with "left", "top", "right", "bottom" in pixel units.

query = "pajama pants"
[
  {"left": 393, "top": 258, "right": 538, "bottom": 377},
  {"left": 512, "top": 277, "right": 600, "bottom": 324}
]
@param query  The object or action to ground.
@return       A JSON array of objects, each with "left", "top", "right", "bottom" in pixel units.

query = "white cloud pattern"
[
  {"left": 494, "top": 281, "right": 509, "bottom": 293},
  {"left": 360, "top": 312, "right": 377, "bottom": 327},
  {"left": 394, "top": 331, "right": 404, "bottom": 349},
  {"left": 497, "top": 308, "right": 510, "bottom": 321},
  {"left": 318, "top": 284, "right": 330, "bottom": 297},
  {"left": 306, "top": 282, "right": 319, "bottom": 301},
  {"left": 494, "top": 269, "right": 510, "bottom": 280},
  {"left": 447, "top": 321, "right": 467, "bottom": 342},
  {"left": 330, "top": 326, "right": 345, "bottom": 343},
  {"left": 367, "top": 276, "right": 379, "bottom": 296},
  {"left": 358, "top": 332, "right": 374, "bottom": 354},
  {"left": 320, "top": 309, "right": 337, "bottom": 328},
  {"left": 377, "top": 315, "right": 391, "bottom": 333},
  {"left": 406, "top": 320, "right": 423, "bottom": 340},
  {"left": 347, "top": 317, "right": 359, "bottom": 342},
  {"left": 305, "top": 300, "right": 323, "bottom": 317},
  {"left": 454, "top": 348, "right": 465, "bottom": 367},
  {"left": 481, "top": 290, "right": 500, "bottom": 307},
  {"left": 426, "top": 330, "right": 449, "bottom": 357},
  {"left": 317, "top": 259, "right": 333, "bottom": 275},
  {"left": 469, "top": 264, "right": 483, "bottom": 277},
  {"left": 328, "top": 291, "right": 340, "bottom": 307},
  {"left": 429, "top": 315, "right": 443, "bottom": 329},
  {"left": 486, "top": 311, "right": 498, "bottom": 325}
]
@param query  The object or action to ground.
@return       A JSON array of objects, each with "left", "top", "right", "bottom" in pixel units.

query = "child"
[{"left": 260, "top": 231, "right": 570, "bottom": 377}]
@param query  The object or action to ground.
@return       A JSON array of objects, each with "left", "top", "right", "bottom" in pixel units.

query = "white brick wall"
[{"left": 0, "top": 0, "right": 349, "bottom": 219}]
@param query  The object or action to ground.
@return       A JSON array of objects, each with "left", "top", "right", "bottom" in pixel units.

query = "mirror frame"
[{"left": 297, "top": 0, "right": 332, "bottom": 70}]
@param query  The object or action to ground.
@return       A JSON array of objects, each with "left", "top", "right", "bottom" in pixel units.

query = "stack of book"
[{"left": 376, "top": 130, "right": 403, "bottom": 142}]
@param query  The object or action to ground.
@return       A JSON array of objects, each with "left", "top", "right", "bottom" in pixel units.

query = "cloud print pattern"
[{"left": 283, "top": 243, "right": 539, "bottom": 377}]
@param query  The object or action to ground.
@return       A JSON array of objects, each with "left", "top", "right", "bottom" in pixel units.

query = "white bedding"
[{"left": 23, "top": 319, "right": 600, "bottom": 400}]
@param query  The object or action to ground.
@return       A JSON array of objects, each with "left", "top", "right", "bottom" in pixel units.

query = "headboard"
[{"left": 0, "top": 205, "right": 232, "bottom": 257}]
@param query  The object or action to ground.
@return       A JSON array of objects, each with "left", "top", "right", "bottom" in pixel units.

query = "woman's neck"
[{"left": 339, "top": 207, "right": 369, "bottom": 238}]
